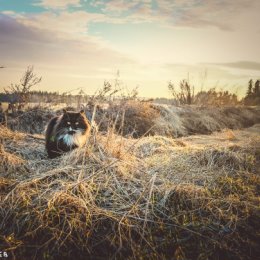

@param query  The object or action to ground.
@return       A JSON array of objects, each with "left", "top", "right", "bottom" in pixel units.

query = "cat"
[{"left": 45, "top": 109, "right": 90, "bottom": 158}]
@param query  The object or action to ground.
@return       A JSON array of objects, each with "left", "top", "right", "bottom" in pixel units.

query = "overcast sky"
[{"left": 0, "top": 0, "right": 260, "bottom": 98}]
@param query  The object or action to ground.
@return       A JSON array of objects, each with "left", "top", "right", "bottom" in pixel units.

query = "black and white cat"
[{"left": 45, "top": 109, "right": 90, "bottom": 158}]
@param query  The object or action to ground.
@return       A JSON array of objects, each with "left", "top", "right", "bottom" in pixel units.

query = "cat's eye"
[
  {"left": 67, "top": 122, "right": 71, "bottom": 125},
  {"left": 75, "top": 122, "right": 79, "bottom": 125}
]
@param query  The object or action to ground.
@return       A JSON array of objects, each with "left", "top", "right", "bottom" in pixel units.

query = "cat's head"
[{"left": 56, "top": 109, "right": 90, "bottom": 136}]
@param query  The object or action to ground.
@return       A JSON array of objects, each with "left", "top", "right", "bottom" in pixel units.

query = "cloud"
[
  {"left": 0, "top": 13, "right": 134, "bottom": 72},
  {"left": 35, "top": 0, "right": 81, "bottom": 9},
  {"left": 210, "top": 61, "right": 260, "bottom": 71},
  {"left": 158, "top": 0, "right": 260, "bottom": 30},
  {"left": 169, "top": 0, "right": 260, "bottom": 30},
  {"left": 89, "top": 0, "right": 260, "bottom": 31},
  {"left": 15, "top": 0, "right": 260, "bottom": 34},
  {"left": 17, "top": 11, "right": 104, "bottom": 37},
  {"left": 102, "top": 0, "right": 137, "bottom": 13}
]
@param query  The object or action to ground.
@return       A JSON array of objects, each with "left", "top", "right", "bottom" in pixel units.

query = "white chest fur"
[{"left": 58, "top": 131, "right": 87, "bottom": 147}]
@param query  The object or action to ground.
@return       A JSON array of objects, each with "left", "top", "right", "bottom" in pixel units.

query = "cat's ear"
[{"left": 63, "top": 109, "right": 67, "bottom": 114}]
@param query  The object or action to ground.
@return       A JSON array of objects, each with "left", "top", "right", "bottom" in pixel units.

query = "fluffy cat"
[{"left": 45, "top": 109, "right": 90, "bottom": 158}]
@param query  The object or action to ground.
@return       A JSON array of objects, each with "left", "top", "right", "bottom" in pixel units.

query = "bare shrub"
[
  {"left": 168, "top": 79, "right": 195, "bottom": 105},
  {"left": 4, "top": 66, "right": 42, "bottom": 105}
]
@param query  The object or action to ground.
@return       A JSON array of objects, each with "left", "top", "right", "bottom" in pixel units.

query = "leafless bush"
[
  {"left": 168, "top": 79, "right": 195, "bottom": 105},
  {"left": 4, "top": 66, "right": 42, "bottom": 105}
]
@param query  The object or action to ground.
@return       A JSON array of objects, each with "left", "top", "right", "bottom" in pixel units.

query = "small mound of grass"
[
  {"left": 134, "top": 135, "right": 185, "bottom": 158},
  {"left": 7, "top": 107, "right": 54, "bottom": 134}
]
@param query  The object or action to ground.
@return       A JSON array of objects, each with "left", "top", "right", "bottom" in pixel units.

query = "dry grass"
[
  {"left": 6, "top": 106, "right": 54, "bottom": 134},
  {"left": 154, "top": 105, "right": 260, "bottom": 137},
  {"left": 6, "top": 103, "right": 260, "bottom": 139},
  {"left": 222, "top": 129, "right": 237, "bottom": 140},
  {"left": 0, "top": 144, "right": 26, "bottom": 176},
  {"left": 97, "top": 100, "right": 161, "bottom": 137},
  {"left": 0, "top": 120, "right": 259, "bottom": 260}
]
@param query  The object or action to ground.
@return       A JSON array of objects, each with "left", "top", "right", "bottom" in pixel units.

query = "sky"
[{"left": 0, "top": 0, "right": 260, "bottom": 98}]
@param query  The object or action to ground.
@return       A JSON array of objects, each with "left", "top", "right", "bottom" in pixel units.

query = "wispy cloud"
[
  {"left": 0, "top": 13, "right": 134, "bottom": 77},
  {"left": 35, "top": 0, "right": 81, "bottom": 9},
  {"left": 89, "top": 0, "right": 260, "bottom": 31},
  {"left": 168, "top": 0, "right": 260, "bottom": 30},
  {"left": 16, "top": 11, "right": 105, "bottom": 37},
  {"left": 210, "top": 61, "right": 260, "bottom": 71},
  {"left": 16, "top": 0, "right": 260, "bottom": 32}
]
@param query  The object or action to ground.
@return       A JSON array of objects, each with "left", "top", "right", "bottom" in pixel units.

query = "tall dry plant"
[{"left": 168, "top": 79, "right": 195, "bottom": 105}]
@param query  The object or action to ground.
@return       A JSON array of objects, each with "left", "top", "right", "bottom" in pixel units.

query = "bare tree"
[{"left": 4, "top": 66, "right": 42, "bottom": 105}]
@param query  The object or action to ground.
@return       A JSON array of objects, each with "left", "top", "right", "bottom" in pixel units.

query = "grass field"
[{"left": 0, "top": 104, "right": 259, "bottom": 260}]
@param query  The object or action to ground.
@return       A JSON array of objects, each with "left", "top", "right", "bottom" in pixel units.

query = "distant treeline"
[
  {"left": 0, "top": 90, "right": 90, "bottom": 105},
  {"left": 0, "top": 79, "right": 259, "bottom": 106}
]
